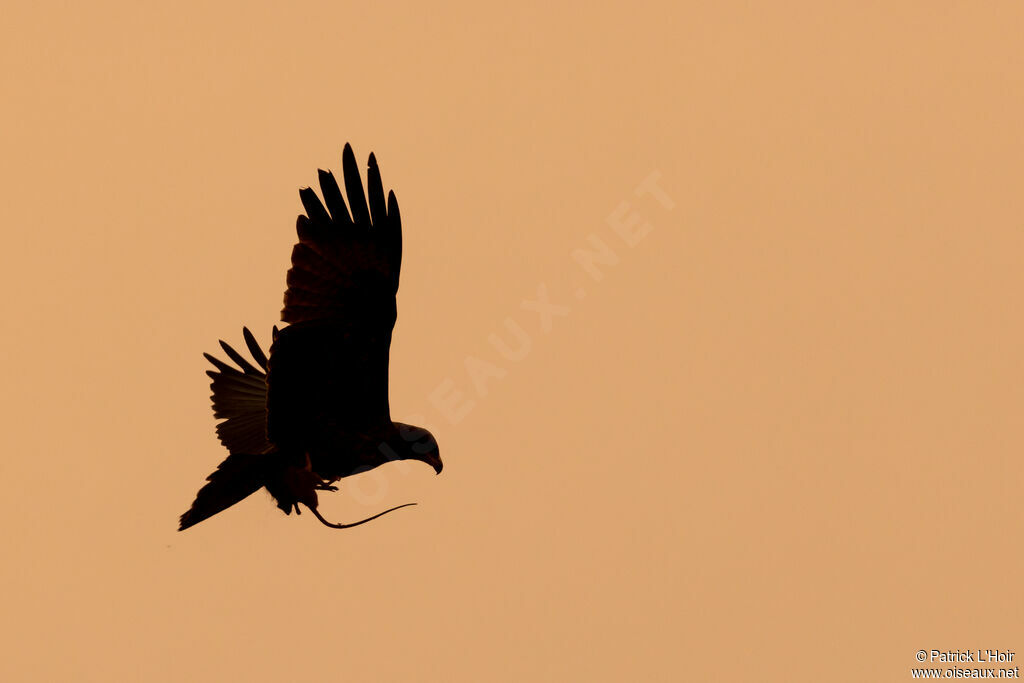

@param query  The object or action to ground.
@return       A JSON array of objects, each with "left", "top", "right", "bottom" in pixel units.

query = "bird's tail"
[{"left": 178, "top": 453, "right": 269, "bottom": 531}]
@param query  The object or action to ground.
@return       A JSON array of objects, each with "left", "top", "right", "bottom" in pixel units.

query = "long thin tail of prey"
[{"left": 307, "top": 502, "right": 417, "bottom": 529}]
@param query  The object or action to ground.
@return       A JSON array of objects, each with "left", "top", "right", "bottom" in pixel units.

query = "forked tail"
[{"left": 179, "top": 453, "right": 268, "bottom": 531}]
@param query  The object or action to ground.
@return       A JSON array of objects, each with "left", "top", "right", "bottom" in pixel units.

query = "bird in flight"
[{"left": 179, "top": 143, "right": 443, "bottom": 531}]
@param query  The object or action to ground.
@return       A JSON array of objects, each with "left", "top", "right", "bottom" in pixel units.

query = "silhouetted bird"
[{"left": 179, "top": 143, "right": 442, "bottom": 531}]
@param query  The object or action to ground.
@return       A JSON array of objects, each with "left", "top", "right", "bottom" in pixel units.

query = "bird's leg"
[
  {"left": 314, "top": 471, "right": 339, "bottom": 492},
  {"left": 304, "top": 453, "right": 338, "bottom": 491}
]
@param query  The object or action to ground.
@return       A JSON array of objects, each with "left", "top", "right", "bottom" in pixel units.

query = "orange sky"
[{"left": 2, "top": 2, "right": 1022, "bottom": 681}]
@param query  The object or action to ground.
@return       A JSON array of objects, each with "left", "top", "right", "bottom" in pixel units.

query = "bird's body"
[{"left": 179, "top": 143, "right": 442, "bottom": 531}]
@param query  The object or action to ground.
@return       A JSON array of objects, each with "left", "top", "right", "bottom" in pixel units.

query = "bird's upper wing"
[
  {"left": 204, "top": 327, "right": 275, "bottom": 455},
  {"left": 267, "top": 144, "right": 402, "bottom": 449},
  {"left": 281, "top": 142, "right": 402, "bottom": 327}
]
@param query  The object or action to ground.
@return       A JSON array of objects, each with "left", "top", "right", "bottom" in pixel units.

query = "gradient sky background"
[{"left": 2, "top": 2, "right": 1022, "bottom": 681}]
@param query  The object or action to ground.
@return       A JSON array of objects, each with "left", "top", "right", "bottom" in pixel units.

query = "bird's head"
[{"left": 388, "top": 422, "right": 443, "bottom": 474}]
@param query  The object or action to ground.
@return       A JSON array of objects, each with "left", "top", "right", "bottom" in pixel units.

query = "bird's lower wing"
[{"left": 204, "top": 327, "right": 275, "bottom": 455}]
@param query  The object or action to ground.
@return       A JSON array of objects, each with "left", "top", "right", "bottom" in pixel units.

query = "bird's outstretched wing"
[
  {"left": 281, "top": 142, "right": 402, "bottom": 326},
  {"left": 204, "top": 327, "right": 276, "bottom": 455},
  {"left": 268, "top": 143, "right": 402, "bottom": 450}
]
